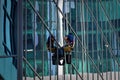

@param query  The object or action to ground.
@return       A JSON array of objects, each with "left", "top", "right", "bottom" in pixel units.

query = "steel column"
[{"left": 17, "top": 0, "right": 23, "bottom": 80}]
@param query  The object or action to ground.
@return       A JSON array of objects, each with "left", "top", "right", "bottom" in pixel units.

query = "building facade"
[{"left": 0, "top": 0, "right": 120, "bottom": 80}]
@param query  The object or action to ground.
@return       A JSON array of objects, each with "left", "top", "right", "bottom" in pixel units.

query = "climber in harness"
[{"left": 46, "top": 33, "right": 75, "bottom": 65}]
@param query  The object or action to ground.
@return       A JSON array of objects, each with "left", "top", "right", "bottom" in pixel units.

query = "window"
[{"left": 3, "top": 0, "right": 17, "bottom": 68}]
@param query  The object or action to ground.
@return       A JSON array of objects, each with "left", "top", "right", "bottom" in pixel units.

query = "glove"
[{"left": 64, "top": 46, "right": 72, "bottom": 53}]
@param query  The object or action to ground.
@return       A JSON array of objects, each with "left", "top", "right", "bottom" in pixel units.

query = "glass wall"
[
  {"left": 0, "top": 0, "right": 17, "bottom": 80},
  {"left": 23, "top": 0, "right": 120, "bottom": 78},
  {"left": 0, "top": 0, "right": 120, "bottom": 80}
]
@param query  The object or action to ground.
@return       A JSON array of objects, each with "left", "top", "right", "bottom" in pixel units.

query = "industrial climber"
[{"left": 46, "top": 33, "right": 75, "bottom": 65}]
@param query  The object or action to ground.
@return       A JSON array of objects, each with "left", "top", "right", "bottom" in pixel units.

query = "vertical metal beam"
[
  {"left": 63, "top": 1, "right": 66, "bottom": 80},
  {"left": 86, "top": 1, "right": 89, "bottom": 80},
  {"left": 48, "top": 0, "right": 52, "bottom": 79},
  {"left": 69, "top": 1, "right": 72, "bottom": 80},
  {"left": 17, "top": 0, "right": 23, "bottom": 80},
  {"left": 33, "top": 0, "right": 36, "bottom": 80},
  {"left": 24, "top": 0, "right": 28, "bottom": 79},
  {"left": 80, "top": 0, "right": 86, "bottom": 78},
  {"left": 75, "top": 0, "right": 78, "bottom": 80},
  {"left": 41, "top": 0, "right": 44, "bottom": 79},
  {"left": 91, "top": 2, "right": 94, "bottom": 79},
  {"left": 116, "top": 1, "right": 120, "bottom": 80},
  {"left": 105, "top": 2, "right": 108, "bottom": 80},
  {"left": 57, "top": 0, "right": 64, "bottom": 76},
  {"left": 56, "top": 1, "right": 59, "bottom": 79}
]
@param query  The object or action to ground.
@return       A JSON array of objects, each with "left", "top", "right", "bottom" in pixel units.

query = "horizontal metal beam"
[{"left": 0, "top": 55, "right": 17, "bottom": 58}]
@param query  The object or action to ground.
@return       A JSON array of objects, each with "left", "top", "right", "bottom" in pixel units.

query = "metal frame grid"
[{"left": 0, "top": 0, "right": 120, "bottom": 80}]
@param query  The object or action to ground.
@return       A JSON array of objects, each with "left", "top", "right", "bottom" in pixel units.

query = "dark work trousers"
[{"left": 52, "top": 47, "right": 71, "bottom": 65}]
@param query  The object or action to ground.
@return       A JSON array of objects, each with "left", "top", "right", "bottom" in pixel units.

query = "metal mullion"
[
  {"left": 82, "top": 0, "right": 87, "bottom": 79},
  {"left": 118, "top": 35, "right": 120, "bottom": 80},
  {"left": 63, "top": 1, "right": 65, "bottom": 80},
  {"left": 3, "top": 0, "right": 7, "bottom": 55},
  {"left": 110, "top": 26, "right": 112, "bottom": 80},
  {"left": 105, "top": 2, "right": 108, "bottom": 80},
  {"left": 106, "top": 39, "right": 108, "bottom": 80},
  {"left": 42, "top": 22, "right": 45, "bottom": 80},
  {"left": 49, "top": 0, "right": 52, "bottom": 80},
  {"left": 69, "top": 0, "right": 71, "bottom": 33},
  {"left": 108, "top": 13, "right": 112, "bottom": 79},
  {"left": 100, "top": 5, "right": 104, "bottom": 80},
  {"left": 86, "top": 0, "right": 89, "bottom": 80},
  {"left": 91, "top": 1, "right": 94, "bottom": 80},
  {"left": 116, "top": 0, "right": 119, "bottom": 78},
  {"left": 100, "top": 11, "right": 104, "bottom": 80},
  {"left": 69, "top": 0, "right": 72, "bottom": 79},
  {"left": 24, "top": 0, "right": 28, "bottom": 79},
  {"left": 33, "top": 1, "right": 36, "bottom": 80},
  {"left": 99, "top": 20, "right": 104, "bottom": 80},
  {"left": 49, "top": 0, "right": 52, "bottom": 31},
  {"left": 69, "top": 0, "right": 71, "bottom": 24},
  {"left": 75, "top": 0, "right": 78, "bottom": 80},
  {"left": 56, "top": 0, "right": 59, "bottom": 80},
  {"left": 69, "top": 0, "right": 72, "bottom": 80},
  {"left": 63, "top": 1, "right": 67, "bottom": 80},
  {"left": 64, "top": 0, "right": 69, "bottom": 79},
  {"left": 104, "top": 1, "right": 107, "bottom": 80},
  {"left": 42, "top": 0, "right": 45, "bottom": 80},
  {"left": 114, "top": 1, "right": 117, "bottom": 80},
  {"left": 118, "top": 37, "right": 120, "bottom": 80},
  {"left": 17, "top": 0, "right": 23, "bottom": 80},
  {"left": 0, "top": 55, "right": 17, "bottom": 58},
  {"left": 118, "top": 1, "right": 120, "bottom": 78},
  {"left": 66, "top": 0, "right": 69, "bottom": 34},
  {"left": 109, "top": 2, "right": 113, "bottom": 80},
  {"left": 65, "top": 1, "right": 68, "bottom": 80},
  {"left": 76, "top": 1, "right": 79, "bottom": 80},
  {"left": 116, "top": 0, "right": 120, "bottom": 79},
  {"left": 101, "top": 21, "right": 104, "bottom": 80},
  {"left": 80, "top": 0, "right": 83, "bottom": 78},
  {"left": 96, "top": 1, "right": 100, "bottom": 80}
]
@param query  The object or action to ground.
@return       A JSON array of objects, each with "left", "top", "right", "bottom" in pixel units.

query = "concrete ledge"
[{"left": 23, "top": 72, "right": 120, "bottom": 80}]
